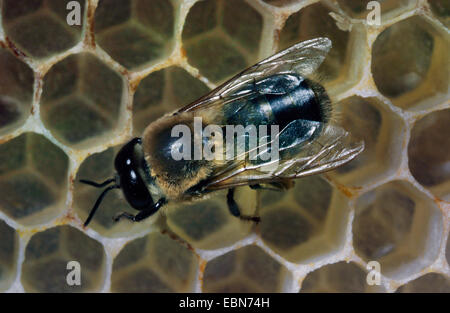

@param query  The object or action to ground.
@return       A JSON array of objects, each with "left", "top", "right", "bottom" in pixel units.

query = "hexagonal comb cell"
[
  {"left": 279, "top": 2, "right": 350, "bottom": 83},
  {"left": 259, "top": 176, "right": 349, "bottom": 263},
  {"left": 182, "top": 0, "right": 263, "bottom": 83},
  {"left": 2, "top": 0, "right": 85, "bottom": 59},
  {"left": 74, "top": 145, "right": 156, "bottom": 237},
  {"left": 329, "top": 96, "right": 404, "bottom": 187},
  {"left": 0, "top": 47, "right": 34, "bottom": 136},
  {"left": 0, "top": 133, "right": 69, "bottom": 225},
  {"left": 203, "top": 245, "right": 291, "bottom": 292},
  {"left": 300, "top": 261, "right": 384, "bottom": 292},
  {"left": 167, "top": 187, "right": 257, "bottom": 250},
  {"left": 21, "top": 225, "right": 106, "bottom": 292},
  {"left": 133, "top": 66, "right": 210, "bottom": 135},
  {"left": 396, "top": 273, "right": 450, "bottom": 292},
  {"left": 408, "top": 109, "right": 450, "bottom": 201},
  {"left": 353, "top": 180, "right": 443, "bottom": 279},
  {"left": 111, "top": 232, "right": 198, "bottom": 292},
  {"left": 40, "top": 53, "right": 124, "bottom": 148},
  {"left": 371, "top": 15, "right": 449, "bottom": 110},
  {"left": 0, "top": 220, "right": 19, "bottom": 292},
  {"left": 94, "top": 0, "right": 175, "bottom": 70}
]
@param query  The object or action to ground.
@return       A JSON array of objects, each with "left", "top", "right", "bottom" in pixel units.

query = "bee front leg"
[
  {"left": 114, "top": 198, "right": 167, "bottom": 222},
  {"left": 113, "top": 211, "right": 135, "bottom": 222},
  {"left": 226, "top": 188, "right": 260, "bottom": 223}
]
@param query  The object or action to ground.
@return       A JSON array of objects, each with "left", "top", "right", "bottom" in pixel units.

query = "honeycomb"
[{"left": 0, "top": 0, "right": 448, "bottom": 293}]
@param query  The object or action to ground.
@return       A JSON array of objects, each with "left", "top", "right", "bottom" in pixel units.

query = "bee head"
[{"left": 80, "top": 138, "right": 155, "bottom": 227}]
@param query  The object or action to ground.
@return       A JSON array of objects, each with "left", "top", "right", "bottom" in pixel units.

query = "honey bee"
[{"left": 80, "top": 38, "right": 364, "bottom": 227}]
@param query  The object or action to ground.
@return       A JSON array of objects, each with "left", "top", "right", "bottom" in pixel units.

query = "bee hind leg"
[{"left": 227, "top": 188, "right": 260, "bottom": 223}]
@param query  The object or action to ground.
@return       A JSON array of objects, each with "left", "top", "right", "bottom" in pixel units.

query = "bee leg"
[
  {"left": 249, "top": 184, "right": 281, "bottom": 192},
  {"left": 250, "top": 180, "right": 293, "bottom": 191},
  {"left": 227, "top": 188, "right": 260, "bottom": 223},
  {"left": 114, "top": 198, "right": 167, "bottom": 222},
  {"left": 113, "top": 212, "right": 135, "bottom": 222}
]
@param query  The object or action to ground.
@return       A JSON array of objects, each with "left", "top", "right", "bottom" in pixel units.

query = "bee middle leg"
[
  {"left": 250, "top": 184, "right": 281, "bottom": 192},
  {"left": 227, "top": 188, "right": 260, "bottom": 223},
  {"left": 114, "top": 198, "right": 167, "bottom": 222}
]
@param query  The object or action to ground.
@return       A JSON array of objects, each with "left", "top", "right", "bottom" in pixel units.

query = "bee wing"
[
  {"left": 176, "top": 37, "right": 332, "bottom": 114},
  {"left": 200, "top": 122, "right": 364, "bottom": 191}
]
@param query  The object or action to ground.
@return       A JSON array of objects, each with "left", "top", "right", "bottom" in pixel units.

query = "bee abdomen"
[
  {"left": 268, "top": 77, "right": 330, "bottom": 129},
  {"left": 225, "top": 74, "right": 331, "bottom": 130}
]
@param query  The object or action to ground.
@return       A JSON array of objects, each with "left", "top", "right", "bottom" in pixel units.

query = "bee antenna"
[
  {"left": 84, "top": 184, "right": 120, "bottom": 227},
  {"left": 79, "top": 178, "right": 116, "bottom": 188}
]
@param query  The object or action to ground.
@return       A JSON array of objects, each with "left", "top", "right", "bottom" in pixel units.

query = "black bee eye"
[
  {"left": 114, "top": 138, "right": 154, "bottom": 210},
  {"left": 114, "top": 138, "right": 142, "bottom": 172}
]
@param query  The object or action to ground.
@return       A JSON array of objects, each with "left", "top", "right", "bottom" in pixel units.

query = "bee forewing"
[
  {"left": 260, "top": 37, "right": 332, "bottom": 76},
  {"left": 276, "top": 124, "right": 365, "bottom": 178},
  {"left": 201, "top": 123, "right": 364, "bottom": 191},
  {"left": 176, "top": 37, "right": 332, "bottom": 114}
]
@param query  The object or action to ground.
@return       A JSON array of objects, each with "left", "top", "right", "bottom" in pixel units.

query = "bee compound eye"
[
  {"left": 114, "top": 138, "right": 142, "bottom": 173},
  {"left": 119, "top": 170, "right": 154, "bottom": 210}
]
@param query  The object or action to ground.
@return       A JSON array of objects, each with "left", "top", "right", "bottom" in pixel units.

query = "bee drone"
[{"left": 80, "top": 37, "right": 364, "bottom": 227}]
